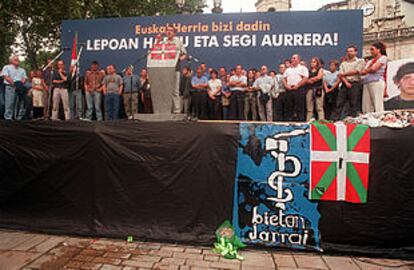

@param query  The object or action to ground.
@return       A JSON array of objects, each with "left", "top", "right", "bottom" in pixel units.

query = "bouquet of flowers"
[
  {"left": 344, "top": 111, "right": 414, "bottom": 128},
  {"left": 212, "top": 220, "right": 246, "bottom": 260}
]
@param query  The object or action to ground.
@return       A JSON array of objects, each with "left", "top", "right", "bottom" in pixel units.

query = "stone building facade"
[
  {"left": 256, "top": 0, "right": 414, "bottom": 60},
  {"left": 255, "top": 0, "right": 291, "bottom": 12}
]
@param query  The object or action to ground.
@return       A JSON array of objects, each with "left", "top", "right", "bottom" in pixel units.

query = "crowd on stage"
[
  {"left": 1, "top": 39, "right": 413, "bottom": 122},
  {"left": 180, "top": 42, "right": 413, "bottom": 122},
  {"left": 0, "top": 57, "right": 153, "bottom": 121}
]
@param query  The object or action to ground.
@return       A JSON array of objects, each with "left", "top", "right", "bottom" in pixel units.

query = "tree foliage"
[
  {"left": 0, "top": 0, "right": 17, "bottom": 66},
  {"left": 2, "top": 0, "right": 205, "bottom": 70}
]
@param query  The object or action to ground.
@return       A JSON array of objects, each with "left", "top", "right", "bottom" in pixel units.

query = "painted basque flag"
[
  {"left": 150, "top": 43, "right": 177, "bottom": 60},
  {"left": 310, "top": 123, "right": 370, "bottom": 203},
  {"left": 70, "top": 32, "right": 78, "bottom": 76}
]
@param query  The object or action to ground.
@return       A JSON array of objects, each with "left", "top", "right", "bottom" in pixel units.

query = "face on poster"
[{"left": 386, "top": 58, "right": 414, "bottom": 100}]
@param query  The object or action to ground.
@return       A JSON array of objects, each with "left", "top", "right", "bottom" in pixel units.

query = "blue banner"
[
  {"left": 233, "top": 123, "right": 321, "bottom": 251},
  {"left": 61, "top": 11, "right": 363, "bottom": 72}
]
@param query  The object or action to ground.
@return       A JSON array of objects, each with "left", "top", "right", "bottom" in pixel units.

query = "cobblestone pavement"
[{"left": 0, "top": 229, "right": 412, "bottom": 270}]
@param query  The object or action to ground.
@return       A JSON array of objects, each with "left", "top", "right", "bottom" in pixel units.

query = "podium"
[{"left": 135, "top": 42, "right": 184, "bottom": 121}]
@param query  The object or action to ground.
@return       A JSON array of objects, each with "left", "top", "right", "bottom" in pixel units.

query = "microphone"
[{"left": 188, "top": 55, "right": 199, "bottom": 63}]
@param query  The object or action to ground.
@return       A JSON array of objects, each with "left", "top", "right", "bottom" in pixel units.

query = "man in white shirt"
[
  {"left": 1, "top": 56, "right": 27, "bottom": 120},
  {"left": 253, "top": 65, "right": 274, "bottom": 122},
  {"left": 228, "top": 64, "right": 247, "bottom": 120},
  {"left": 207, "top": 69, "right": 222, "bottom": 119},
  {"left": 283, "top": 54, "right": 309, "bottom": 121}
]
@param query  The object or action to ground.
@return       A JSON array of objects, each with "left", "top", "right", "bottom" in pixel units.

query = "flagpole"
[
  {"left": 41, "top": 51, "right": 65, "bottom": 72},
  {"left": 130, "top": 68, "right": 134, "bottom": 120},
  {"left": 41, "top": 48, "right": 67, "bottom": 119},
  {"left": 75, "top": 46, "right": 84, "bottom": 96}
]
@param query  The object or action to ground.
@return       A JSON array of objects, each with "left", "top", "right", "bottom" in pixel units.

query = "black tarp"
[
  {"left": 0, "top": 121, "right": 413, "bottom": 258},
  {"left": 318, "top": 126, "right": 414, "bottom": 258}
]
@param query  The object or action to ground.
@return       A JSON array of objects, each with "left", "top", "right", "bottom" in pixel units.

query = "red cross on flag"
[
  {"left": 150, "top": 43, "right": 177, "bottom": 61},
  {"left": 310, "top": 122, "right": 370, "bottom": 204}
]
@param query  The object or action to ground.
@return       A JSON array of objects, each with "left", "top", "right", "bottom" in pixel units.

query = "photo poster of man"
[{"left": 386, "top": 58, "right": 414, "bottom": 99}]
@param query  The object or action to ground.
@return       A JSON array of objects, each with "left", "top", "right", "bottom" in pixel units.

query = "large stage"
[{"left": 0, "top": 121, "right": 413, "bottom": 258}]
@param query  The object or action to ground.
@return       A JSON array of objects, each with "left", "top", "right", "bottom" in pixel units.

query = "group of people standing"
[
  {"left": 0, "top": 57, "right": 152, "bottom": 121},
  {"left": 180, "top": 42, "right": 390, "bottom": 122},
  {"left": 1, "top": 40, "right": 401, "bottom": 122}
]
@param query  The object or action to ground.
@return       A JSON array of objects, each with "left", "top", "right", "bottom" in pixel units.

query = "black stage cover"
[{"left": 0, "top": 121, "right": 413, "bottom": 258}]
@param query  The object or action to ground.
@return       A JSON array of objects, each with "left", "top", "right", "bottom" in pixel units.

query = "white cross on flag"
[
  {"left": 309, "top": 122, "right": 370, "bottom": 203},
  {"left": 150, "top": 43, "right": 177, "bottom": 61}
]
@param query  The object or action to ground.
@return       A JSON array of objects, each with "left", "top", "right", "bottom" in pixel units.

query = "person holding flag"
[{"left": 69, "top": 33, "right": 84, "bottom": 119}]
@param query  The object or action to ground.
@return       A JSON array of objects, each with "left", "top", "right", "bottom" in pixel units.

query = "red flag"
[
  {"left": 150, "top": 43, "right": 177, "bottom": 61},
  {"left": 70, "top": 33, "right": 78, "bottom": 76},
  {"left": 310, "top": 123, "right": 370, "bottom": 203}
]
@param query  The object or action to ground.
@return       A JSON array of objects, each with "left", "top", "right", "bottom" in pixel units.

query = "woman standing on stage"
[
  {"left": 31, "top": 70, "right": 48, "bottom": 119},
  {"left": 139, "top": 68, "right": 153, "bottom": 113},
  {"left": 207, "top": 69, "right": 222, "bottom": 120},
  {"left": 305, "top": 57, "right": 325, "bottom": 121},
  {"left": 360, "top": 42, "right": 388, "bottom": 113}
]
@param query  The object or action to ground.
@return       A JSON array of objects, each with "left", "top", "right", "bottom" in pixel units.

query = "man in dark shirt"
[
  {"left": 180, "top": 66, "right": 192, "bottom": 116},
  {"left": 51, "top": 60, "right": 70, "bottom": 120},
  {"left": 43, "top": 58, "right": 54, "bottom": 118},
  {"left": 385, "top": 62, "right": 414, "bottom": 111},
  {"left": 191, "top": 66, "right": 209, "bottom": 120}
]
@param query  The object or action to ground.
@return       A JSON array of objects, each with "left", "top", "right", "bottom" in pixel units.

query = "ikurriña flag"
[
  {"left": 150, "top": 43, "right": 177, "bottom": 60},
  {"left": 310, "top": 122, "right": 370, "bottom": 203},
  {"left": 70, "top": 32, "right": 78, "bottom": 76}
]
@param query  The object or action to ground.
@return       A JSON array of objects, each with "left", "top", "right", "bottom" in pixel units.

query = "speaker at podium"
[{"left": 135, "top": 31, "right": 187, "bottom": 121}]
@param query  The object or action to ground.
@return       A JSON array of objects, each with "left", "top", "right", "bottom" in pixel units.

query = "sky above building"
[{"left": 204, "top": 0, "right": 340, "bottom": 13}]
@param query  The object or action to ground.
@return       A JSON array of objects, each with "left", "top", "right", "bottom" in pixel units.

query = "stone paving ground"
[{"left": 0, "top": 229, "right": 413, "bottom": 270}]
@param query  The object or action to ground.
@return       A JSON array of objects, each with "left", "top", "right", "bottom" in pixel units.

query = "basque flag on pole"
[
  {"left": 310, "top": 123, "right": 370, "bottom": 203},
  {"left": 70, "top": 32, "right": 78, "bottom": 76}
]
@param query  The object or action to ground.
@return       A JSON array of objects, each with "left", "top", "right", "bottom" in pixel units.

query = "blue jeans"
[
  {"left": 70, "top": 90, "right": 84, "bottom": 119},
  {"left": 222, "top": 106, "right": 230, "bottom": 120},
  {"left": 105, "top": 93, "right": 120, "bottom": 120},
  {"left": 4, "top": 85, "right": 17, "bottom": 120},
  {"left": 22, "top": 94, "right": 33, "bottom": 120},
  {"left": 85, "top": 91, "right": 103, "bottom": 120},
  {"left": 0, "top": 82, "right": 5, "bottom": 119},
  {"left": 13, "top": 92, "right": 30, "bottom": 120}
]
